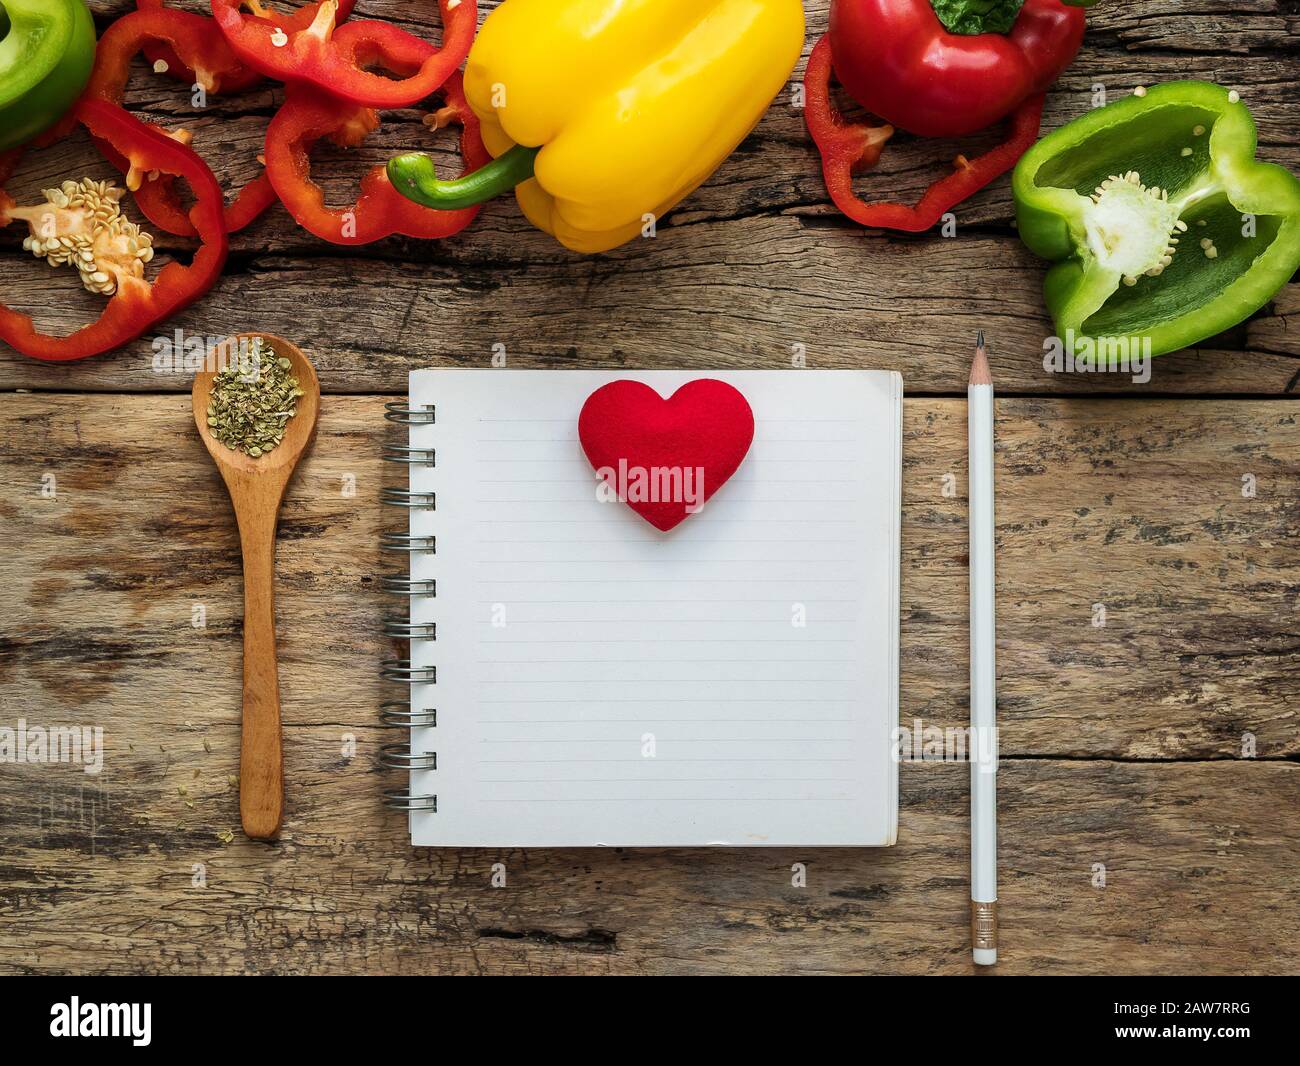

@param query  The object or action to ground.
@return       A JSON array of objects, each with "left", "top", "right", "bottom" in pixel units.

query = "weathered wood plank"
[
  {"left": 4, "top": 223, "right": 1296, "bottom": 394},
  {"left": 7, "top": 51, "right": 1300, "bottom": 249},
  {"left": 83, "top": 1, "right": 1300, "bottom": 59},
  {"left": 2, "top": 395, "right": 1295, "bottom": 764},
  {"left": 41, "top": 13, "right": 1300, "bottom": 240},
  {"left": 1, "top": 757, "right": 1295, "bottom": 975},
  {"left": 67, "top": 0, "right": 1299, "bottom": 235},
  {"left": 1, "top": 3, "right": 1296, "bottom": 393},
  {"left": 1085, "top": 1, "right": 1299, "bottom": 55}
]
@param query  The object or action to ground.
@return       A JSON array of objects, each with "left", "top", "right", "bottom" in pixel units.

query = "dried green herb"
[{"left": 206, "top": 336, "right": 303, "bottom": 457}]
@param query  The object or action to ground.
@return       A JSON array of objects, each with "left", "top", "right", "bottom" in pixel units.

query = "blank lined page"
[{"left": 407, "top": 370, "right": 900, "bottom": 847}]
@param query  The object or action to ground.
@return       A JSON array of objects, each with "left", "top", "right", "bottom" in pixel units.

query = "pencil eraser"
[{"left": 973, "top": 948, "right": 998, "bottom": 966}]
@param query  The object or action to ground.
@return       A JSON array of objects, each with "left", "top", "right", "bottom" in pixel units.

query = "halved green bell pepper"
[
  {"left": 1014, "top": 80, "right": 1300, "bottom": 357},
  {"left": 0, "top": 0, "right": 96, "bottom": 152}
]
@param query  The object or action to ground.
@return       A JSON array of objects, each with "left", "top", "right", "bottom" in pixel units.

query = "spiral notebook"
[{"left": 383, "top": 369, "right": 902, "bottom": 847}]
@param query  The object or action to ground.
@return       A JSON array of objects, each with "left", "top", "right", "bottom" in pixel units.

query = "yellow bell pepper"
[{"left": 387, "top": 0, "right": 806, "bottom": 253}]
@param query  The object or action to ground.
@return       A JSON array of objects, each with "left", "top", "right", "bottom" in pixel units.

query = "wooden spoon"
[{"left": 192, "top": 333, "right": 320, "bottom": 840}]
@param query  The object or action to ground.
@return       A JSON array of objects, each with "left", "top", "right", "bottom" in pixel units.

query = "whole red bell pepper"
[
  {"left": 0, "top": 98, "right": 228, "bottom": 362},
  {"left": 85, "top": 7, "right": 276, "bottom": 235},
  {"left": 806, "top": 0, "right": 1093, "bottom": 232},
  {"left": 829, "top": 0, "right": 1091, "bottom": 138},
  {"left": 263, "top": 70, "right": 489, "bottom": 245},
  {"left": 210, "top": 0, "right": 476, "bottom": 109}
]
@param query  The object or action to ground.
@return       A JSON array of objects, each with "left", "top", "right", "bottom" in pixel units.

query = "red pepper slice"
[
  {"left": 211, "top": 0, "right": 477, "bottom": 109},
  {"left": 803, "top": 33, "right": 1043, "bottom": 233},
  {"left": 83, "top": 7, "right": 276, "bottom": 236},
  {"left": 136, "top": 0, "right": 357, "bottom": 94},
  {"left": 0, "top": 98, "right": 228, "bottom": 362},
  {"left": 264, "top": 69, "right": 489, "bottom": 244},
  {"left": 134, "top": 0, "right": 266, "bottom": 95}
]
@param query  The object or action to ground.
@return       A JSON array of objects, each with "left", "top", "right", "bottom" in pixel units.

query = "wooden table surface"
[{"left": 1, "top": 1, "right": 1297, "bottom": 976}]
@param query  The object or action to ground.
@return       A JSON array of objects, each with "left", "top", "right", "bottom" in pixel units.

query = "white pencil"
[{"left": 969, "top": 331, "right": 998, "bottom": 966}]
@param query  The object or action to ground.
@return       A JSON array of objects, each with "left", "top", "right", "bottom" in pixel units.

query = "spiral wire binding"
[{"left": 380, "top": 401, "right": 439, "bottom": 813}]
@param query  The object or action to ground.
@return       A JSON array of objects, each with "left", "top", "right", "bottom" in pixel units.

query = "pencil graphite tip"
[{"left": 970, "top": 333, "right": 992, "bottom": 386}]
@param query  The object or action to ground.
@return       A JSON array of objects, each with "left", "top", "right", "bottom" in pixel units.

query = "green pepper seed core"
[{"left": 1084, "top": 172, "right": 1185, "bottom": 284}]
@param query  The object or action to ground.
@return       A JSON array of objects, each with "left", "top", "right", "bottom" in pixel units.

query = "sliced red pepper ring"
[
  {"left": 135, "top": 0, "right": 268, "bottom": 95},
  {"left": 210, "top": 0, "right": 477, "bottom": 109},
  {"left": 136, "top": 0, "right": 358, "bottom": 94},
  {"left": 82, "top": 7, "right": 276, "bottom": 236},
  {"left": 0, "top": 98, "right": 228, "bottom": 362},
  {"left": 263, "top": 69, "right": 489, "bottom": 244},
  {"left": 804, "top": 33, "right": 1044, "bottom": 233}
]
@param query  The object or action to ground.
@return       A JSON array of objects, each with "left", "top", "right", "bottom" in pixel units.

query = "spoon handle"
[{"left": 236, "top": 502, "right": 284, "bottom": 839}]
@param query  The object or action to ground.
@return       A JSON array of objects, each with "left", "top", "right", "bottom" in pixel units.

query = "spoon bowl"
[
  {"left": 194, "top": 334, "right": 320, "bottom": 480},
  {"left": 193, "top": 333, "right": 320, "bottom": 839}
]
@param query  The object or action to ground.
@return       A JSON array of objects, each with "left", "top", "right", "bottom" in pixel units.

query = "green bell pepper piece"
[
  {"left": 1013, "top": 80, "right": 1300, "bottom": 357},
  {"left": 0, "top": 0, "right": 96, "bottom": 152}
]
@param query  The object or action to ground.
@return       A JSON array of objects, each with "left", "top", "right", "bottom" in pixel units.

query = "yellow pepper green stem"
[{"left": 388, "top": 144, "right": 540, "bottom": 212}]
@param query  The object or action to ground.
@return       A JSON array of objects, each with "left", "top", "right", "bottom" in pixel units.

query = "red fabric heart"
[{"left": 578, "top": 379, "right": 755, "bottom": 532}]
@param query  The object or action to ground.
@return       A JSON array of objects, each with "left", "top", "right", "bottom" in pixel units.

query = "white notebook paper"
[{"left": 404, "top": 369, "right": 901, "bottom": 847}]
